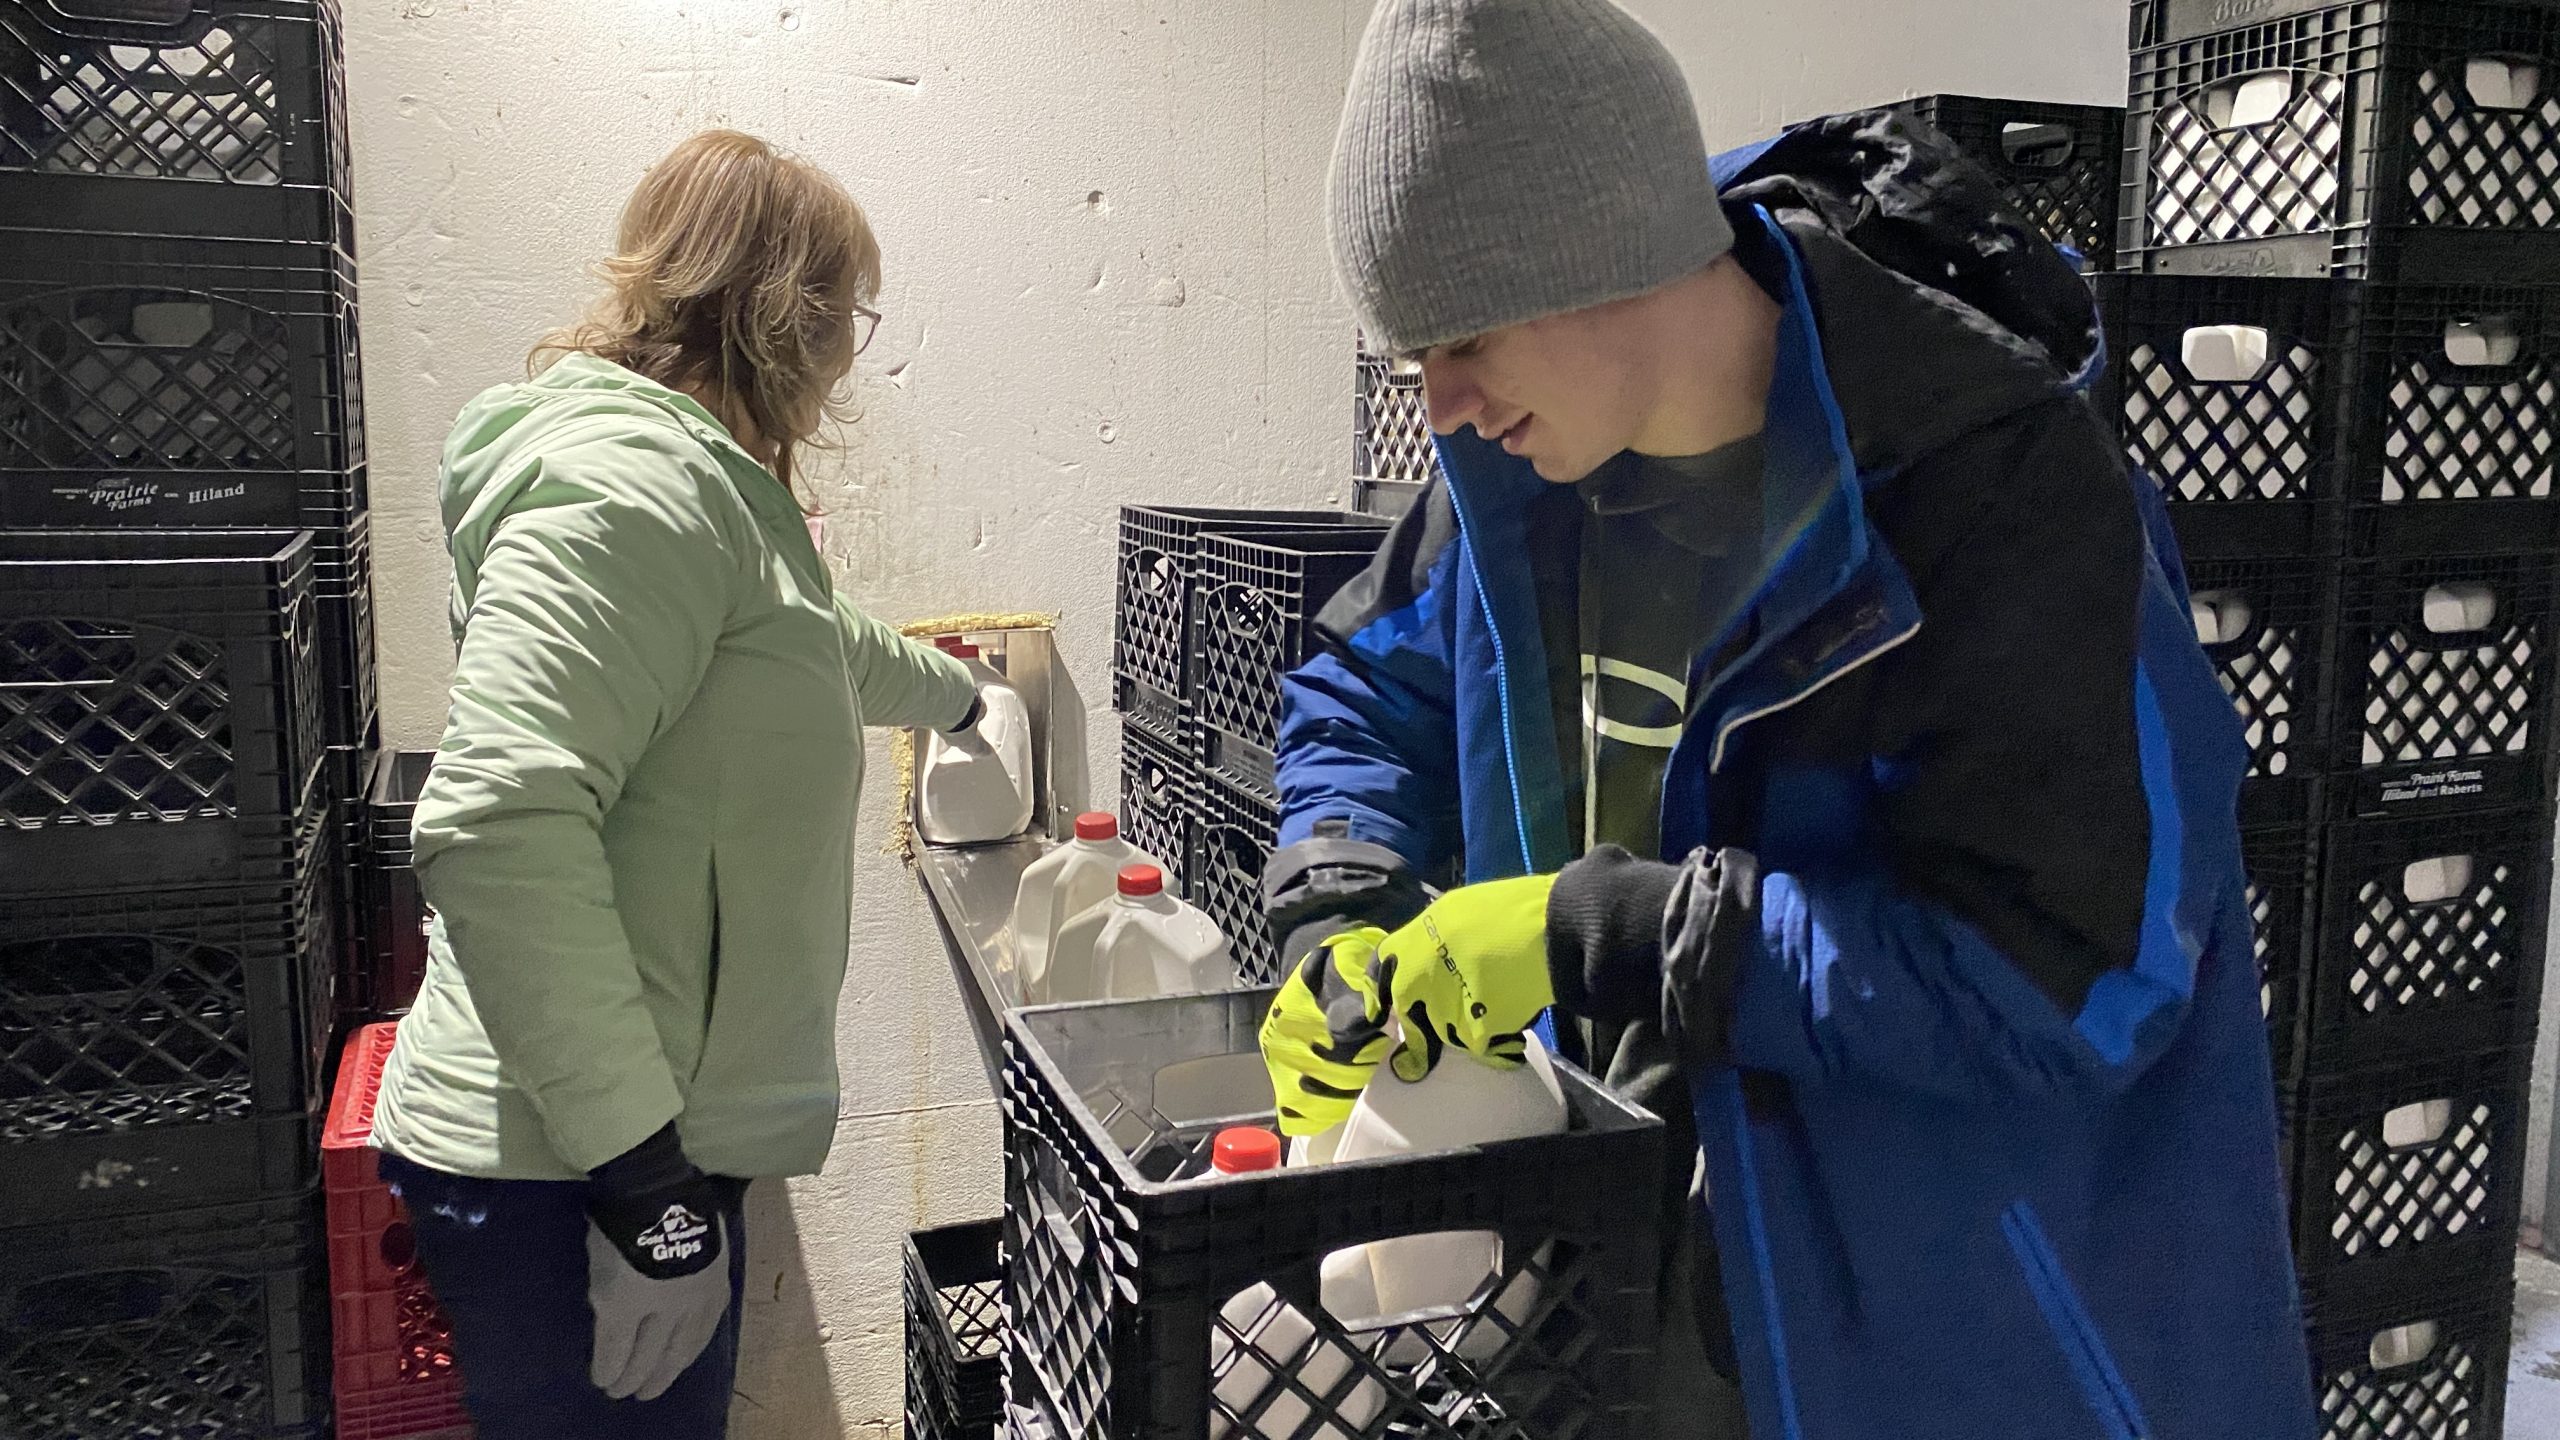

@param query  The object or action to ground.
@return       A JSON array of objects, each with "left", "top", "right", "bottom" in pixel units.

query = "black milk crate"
[
  {"left": 2338, "top": 282, "right": 2560, "bottom": 557},
  {"left": 2245, "top": 825, "right": 2316, "bottom": 1084},
  {"left": 1, "top": 849, "right": 335, "bottom": 1227},
  {"left": 0, "top": 1189, "right": 329, "bottom": 1438},
  {"left": 0, "top": 226, "right": 366, "bottom": 527},
  {"left": 1355, "top": 343, "right": 1435, "bottom": 490},
  {"left": 2137, "top": 0, "right": 2560, "bottom": 46},
  {"left": 2302, "top": 1278, "right": 2515, "bottom": 1440},
  {"left": 1000, "top": 989, "right": 1664, "bottom": 1440},
  {"left": 1187, "top": 774, "right": 1279, "bottom": 987},
  {"left": 2329, "top": 550, "right": 2559, "bottom": 818},
  {"left": 2121, "top": 2, "right": 2560, "bottom": 281},
  {"left": 2289, "top": 1045, "right": 2531, "bottom": 1314},
  {"left": 0, "top": 528, "right": 329, "bottom": 898},
  {"left": 1113, "top": 506, "right": 1384, "bottom": 754},
  {"left": 2091, "top": 273, "right": 2347, "bottom": 558},
  {"left": 361, "top": 747, "right": 433, "bottom": 1019},
  {"left": 1896, "top": 94, "right": 2124, "bottom": 269},
  {"left": 321, "top": 721, "right": 377, "bottom": 1023},
  {"left": 0, "top": 0, "right": 354, "bottom": 248},
  {"left": 146, "top": 519, "right": 373, "bottom": 752},
  {"left": 906, "top": 1221, "right": 1004, "bottom": 1439},
  {"left": 2188, "top": 553, "right": 2333, "bottom": 827},
  {"left": 1119, "top": 725, "right": 1194, "bottom": 898},
  {"left": 313, "top": 512, "right": 373, "bottom": 747},
  {"left": 2304, "top": 806, "right": 2551, "bottom": 1067},
  {"left": 911, "top": 1385, "right": 992, "bottom": 1440},
  {"left": 1189, "top": 529, "right": 1381, "bottom": 805}
]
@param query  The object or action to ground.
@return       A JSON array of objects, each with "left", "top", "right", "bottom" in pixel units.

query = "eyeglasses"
[{"left": 852, "top": 301, "right": 882, "bottom": 356}]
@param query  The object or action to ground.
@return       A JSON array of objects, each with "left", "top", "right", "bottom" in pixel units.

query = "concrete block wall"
[{"left": 341, "top": 1, "right": 2136, "bottom": 1432}]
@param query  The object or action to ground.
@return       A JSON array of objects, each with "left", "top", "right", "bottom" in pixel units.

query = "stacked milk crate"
[
  {"left": 1108, "top": 503, "right": 1388, "bottom": 983},
  {"left": 0, "top": 2, "right": 374, "bottom": 1434},
  {"left": 2107, "top": 0, "right": 2560, "bottom": 1434}
]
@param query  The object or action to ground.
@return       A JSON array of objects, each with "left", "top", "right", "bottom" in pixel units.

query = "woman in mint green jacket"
[{"left": 371, "top": 130, "right": 980, "bottom": 1440}]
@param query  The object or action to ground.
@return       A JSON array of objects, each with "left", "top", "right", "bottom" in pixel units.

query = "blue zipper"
[
  {"left": 2000, "top": 1201, "right": 2151, "bottom": 1440},
  {"left": 1437, "top": 466, "right": 1543, "bottom": 878}
]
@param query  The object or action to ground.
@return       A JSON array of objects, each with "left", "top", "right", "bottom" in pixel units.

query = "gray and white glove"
[{"left": 585, "top": 1124, "right": 731, "bottom": 1401}]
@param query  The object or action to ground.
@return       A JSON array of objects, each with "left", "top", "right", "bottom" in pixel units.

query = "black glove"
[{"left": 585, "top": 1124, "right": 731, "bottom": 1399}]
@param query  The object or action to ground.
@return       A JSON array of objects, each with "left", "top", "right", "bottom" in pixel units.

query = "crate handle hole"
[
  {"left": 2463, "top": 57, "right": 2542, "bottom": 112},
  {"left": 1211, "top": 585, "right": 1276, "bottom": 644},
  {"left": 2368, "top": 1319, "right": 2441, "bottom": 1372},
  {"left": 2441, "top": 315, "right": 2521, "bottom": 368},
  {"left": 1998, "top": 121, "right": 2076, "bottom": 170},
  {"left": 2188, "top": 589, "right": 2252, "bottom": 646},
  {"left": 380, "top": 1219, "right": 418, "bottom": 1275},
  {"left": 2179, "top": 325, "right": 2270, "bottom": 384},
  {"left": 1136, "top": 549, "right": 1177, "bottom": 596},
  {"left": 2381, "top": 1098, "right": 2452, "bottom": 1149},
  {"left": 2201, "top": 73, "right": 2294, "bottom": 131},
  {"left": 2401, "top": 855, "right": 2474, "bottom": 906},
  {"left": 128, "top": 300, "right": 214, "bottom": 349},
  {"left": 2420, "top": 583, "right": 2498, "bottom": 634},
  {"left": 48, "top": 0, "right": 197, "bottom": 30}
]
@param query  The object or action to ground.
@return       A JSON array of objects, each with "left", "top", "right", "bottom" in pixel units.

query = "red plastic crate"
[{"left": 323, "top": 1021, "right": 472, "bottom": 1439}]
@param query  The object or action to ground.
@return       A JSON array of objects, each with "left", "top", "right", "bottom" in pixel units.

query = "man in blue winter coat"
[{"left": 1253, "top": 1, "right": 2319, "bottom": 1437}]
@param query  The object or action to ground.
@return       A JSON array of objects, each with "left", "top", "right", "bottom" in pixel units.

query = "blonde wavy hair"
[{"left": 533, "top": 129, "right": 882, "bottom": 494}]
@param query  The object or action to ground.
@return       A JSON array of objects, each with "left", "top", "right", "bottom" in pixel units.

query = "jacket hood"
[
  {"left": 1718, "top": 108, "right": 2104, "bottom": 478},
  {"left": 438, "top": 353, "right": 762, "bottom": 551}
]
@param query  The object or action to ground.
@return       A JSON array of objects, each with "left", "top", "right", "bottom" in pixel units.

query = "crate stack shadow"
[
  {"left": 2104, "top": 1, "right": 2560, "bottom": 1435},
  {"left": 0, "top": 3, "right": 456, "bottom": 1436}
]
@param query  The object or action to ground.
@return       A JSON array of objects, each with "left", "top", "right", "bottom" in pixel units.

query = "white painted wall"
[
  {"left": 2528, "top": 821, "right": 2559, "bottom": 1240},
  {"left": 341, "top": 2, "right": 2132, "bottom": 1433}
]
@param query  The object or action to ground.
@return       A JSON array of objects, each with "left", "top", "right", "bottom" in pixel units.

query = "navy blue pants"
[{"left": 379, "top": 1152, "right": 750, "bottom": 1440}]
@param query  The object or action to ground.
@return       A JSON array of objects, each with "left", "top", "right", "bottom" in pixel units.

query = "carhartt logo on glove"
[{"left": 641, "top": 1204, "right": 711, "bottom": 1264}]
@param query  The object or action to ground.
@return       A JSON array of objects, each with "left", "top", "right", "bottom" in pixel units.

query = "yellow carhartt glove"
[
  {"left": 1371, "top": 874, "right": 1557, "bottom": 1081},
  {"left": 1258, "top": 875, "right": 1561, "bottom": 1135},
  {"left": 1259, "top": 927, "right": 1396, "bottom": 1137}
]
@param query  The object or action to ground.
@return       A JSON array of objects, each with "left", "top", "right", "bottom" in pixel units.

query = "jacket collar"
[{"left": 1434, "top": 206, "right": 1918, "bottom": 870}]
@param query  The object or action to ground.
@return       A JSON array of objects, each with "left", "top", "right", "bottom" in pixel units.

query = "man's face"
[{"left": 1415, "top": 300, "right": 1653, "bottom": 484}]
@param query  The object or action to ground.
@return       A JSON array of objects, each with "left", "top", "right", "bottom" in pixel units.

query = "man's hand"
[
  {"left": 1260, "top": 927, "right": 1396, "bottom": 1136},
  {"left": 1371, "top": 873, "right": 1557, "bottom": 1080},
  {"left": 1259, "top": 875, "right": 1561, "bottom": 1132}
]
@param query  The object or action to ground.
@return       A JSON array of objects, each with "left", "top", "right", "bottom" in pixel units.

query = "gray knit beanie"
[{"left": 1328, "top": 0, "right": 1732, "bottom": 356}]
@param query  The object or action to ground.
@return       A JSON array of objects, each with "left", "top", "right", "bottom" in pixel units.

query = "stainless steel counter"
[
  {"left": 918, "top": 835, "right": 1045, "bottom": 1093},
  {"left": 908, "top": 624, "right": 1087, "bottom": 1094}
]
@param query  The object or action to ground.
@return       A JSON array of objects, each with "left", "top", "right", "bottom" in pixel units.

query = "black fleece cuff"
[
  {"left": 589, "top": 1121, "right": 694, "bottom": 1195},
  {"left": 1545, "top": 844, "right": 1682, "bottom": 1026},
  {"left": 1264, "top": 832, "right": 1433, "bottom": 972}
]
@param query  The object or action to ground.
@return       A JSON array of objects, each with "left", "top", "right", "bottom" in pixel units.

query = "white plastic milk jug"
[
  {"left": 1335, "top": 1034, "right": 1570, "bottom": 1361},
  {"left": 915, "top": 643, "right": 1034, "bottom": 845},
  {"left": 1207, "top": 1128, "right": 1387, "bottom": 1440},
  {"left": 1044, "top": 864, "right": 1235, "bottom": 1003},
  {"left": 1012, "top": 812, "right": 1164, "bottom": 1005}
]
